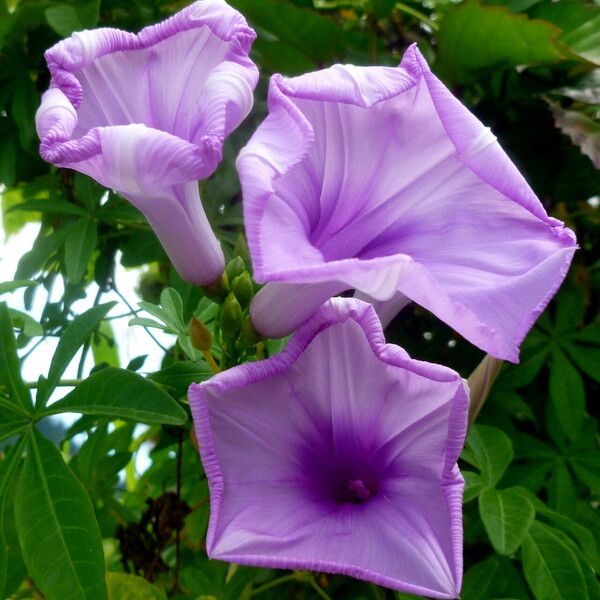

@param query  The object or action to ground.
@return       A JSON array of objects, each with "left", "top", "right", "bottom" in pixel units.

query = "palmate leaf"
[
  {"left": 463, "top": 425, "right": 514, "bottom": 487},
  {"left": 479, "top": 487, "right": 535, "bottom": 555},
  {"left": 462, "top": 554, "right": 529, "bottom": 600},
  {"left": 436, "top": 0, "right": 564, "bottom": 84},
  {"left": 549, "top": 348, "right": 586, "bottom": 441},
  {"left": 0, "top": 302, "right": 32, "bottom": 413},
  {"left": 522, "top": 521, "right": 589, "bottom": 600},
  {"left": 0, "top": 435, "right": 27, "bottom": 599},
  {"left": 43, "top": 302, "right": 116, "bottom": 405},
  {"left": 64, "top": 218, "right": 97, "bottom": 283},
  {"left": 45, "top": 367, "right": 187, "bottom": 425},
  {"left": 14, "top": 428, "right": 107, "bottom": 600}
]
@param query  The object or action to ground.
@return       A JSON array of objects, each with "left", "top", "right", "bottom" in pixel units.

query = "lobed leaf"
[
  {"left": 14, "top": 428, "right": 107, "bottom": 600},
  {"left": 522, "top": 521, "right": 588, "bottom": 600},
  {"left": 479, "top": 487, "right": 535, "bottom": 555},
  {"left": 46, "top": 367, "right": 187, "bottom": 425}
]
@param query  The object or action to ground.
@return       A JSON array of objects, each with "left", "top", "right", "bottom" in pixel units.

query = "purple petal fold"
[
  {"left": 190, "top": 297, "right": 468, "bottom": 598},
  {"left": 37, "top": 0, "right": 258, "bottom": 285},
  {"left": 238, "top": 44, "right": 576, "bottom": 360}
]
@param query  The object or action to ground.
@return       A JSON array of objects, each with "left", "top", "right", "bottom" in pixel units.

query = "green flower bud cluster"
[{"left": 200, "top": 256, "right": 264, "bottom": 367}]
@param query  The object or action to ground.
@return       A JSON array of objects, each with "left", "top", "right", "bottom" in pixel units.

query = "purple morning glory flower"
[
  {"left": 237, "top": 44, "right": 577, "bottom": 361},
  {"left": 36, "top": 0, "right": 258, "bottom": 285},
  {"left": 190, "top": 297, "right": 468, "bottom": 598}
]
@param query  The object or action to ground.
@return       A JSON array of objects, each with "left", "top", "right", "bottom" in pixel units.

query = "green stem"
[
  {"left": 394, "top": 2, "right": 438, "bottom": 30},
  {"left": 25, "top": 379, "right": 82, "bottom": 389},
  {"left": 249, "top": 574, "right": 297, "bottom": 597},
  {"left": 308, "top": 577, "right": 334, "bottom": 600}
]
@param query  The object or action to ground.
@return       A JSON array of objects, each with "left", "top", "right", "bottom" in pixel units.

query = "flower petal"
[
  {"left": 37, "top": 0, "right": 258, "bottom": 285},
  {"left": 239, "top": 45, "right": 576, "bottom": 361},
  {"left": 190, "top": 298, "right": 467, "bottom": 596}
]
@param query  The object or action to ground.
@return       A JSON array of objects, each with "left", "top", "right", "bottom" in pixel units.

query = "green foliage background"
[{"left": 0, "top": 0, "right": 599, "bottom": 599}]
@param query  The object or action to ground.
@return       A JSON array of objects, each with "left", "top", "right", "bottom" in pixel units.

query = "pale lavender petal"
[
  {"left": 190, "top": 298, "right": 468, "bottom": 597},
  {"left": 37, "top": 0, "right": 258, "bottom": 285},
  {"left": 354, "top": 289, "right": 411, "bottom": 328},
  {"left": 250, "top": 281, "right": 346, "bottom": 339},
  {"left": 239, "top": 45, "right": 576, "bottom": 360}
]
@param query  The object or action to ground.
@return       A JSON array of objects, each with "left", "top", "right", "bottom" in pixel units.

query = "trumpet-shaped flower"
[
  {"left": 190, "top": 298, "right": 468, "bottom": 598},
  {"left": 238, "top": 45, "right": 576, "bottom": 361},
  {"left": 37, "top": 0, "right": 258, "bottom": 285}
]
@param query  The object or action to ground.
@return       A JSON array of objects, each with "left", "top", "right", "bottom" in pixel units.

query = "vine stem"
[
  {"left": 308, "top": 576, "right": 334, "bottom": 600},
  {"left": 249, "top": 574, "right": 297, "bottom": 597},
  {"left": 111, "top": 282, "right": 169, "bottom": 354},
  {"left": 24, "top": 379, "right": 82, "bottom": 388},
  {"left": 394, "top": 2, "right": 438, "bottom": 30}
]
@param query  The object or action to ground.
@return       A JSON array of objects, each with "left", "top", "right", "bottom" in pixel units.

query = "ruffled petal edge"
[
  {"left": 189, "top": 297, "right": 468, "bottom": 597},
  {"left": 44, "top": 0, "right": 256, "bottom": 109}
]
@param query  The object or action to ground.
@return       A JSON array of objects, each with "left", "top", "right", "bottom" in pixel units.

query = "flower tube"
[
  {"left": 190, "top": 297, "right": 468, "bottom": 598},
  {"left": 37, "top": 0, "right": 258, "bottom": 285},
  {"left": 238, "top": 45, "right": 576, "bottom": 361}
]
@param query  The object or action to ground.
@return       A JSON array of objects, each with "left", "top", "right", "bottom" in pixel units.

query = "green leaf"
[
  {"left": 149, "top": 361, "right": 213, "bottom": 392},
  {"left": 16, "top": 221, "right": 80, "bottom": 279},
  {"left": 522, "top": 491, "right": 600, "bottom": 570},
  {"left": 549, "top": 349, "right": 585, "bottom": 441},
  {"left": 44, "top": 302, "right": 116, "bottom": 404},
  {"left": 8, "top": 308, "right": 43, "bottom": 338},
  {"left": 463, "top": 471, "right": 485, "bottom": 502},
  {"left": 45, "top": 0, "right": 99, "bottom": 37},
  {"left": 436, "top": 0, "right": 564, "bottom": 85},
  {"left": 65, "top": 218, "right": 97, "bottom": 283},
  {"left": 0, "top": 302, "right": 31, "bottom": 413},
  {"left": 128, "top": 317, "right": 173, "bottom": 332},
  {"left": 91, "top": 321, "right": 119, "bottom": 367},
  {"left": 563, "top": 341, "right": 600, "bottom": 383},
  {"left": 548, "top": 459, "right": 576, "bottom": 517},
  {"left": 11, "top": 76, "right": 38, "bottom": 148},
  {"left": 7, "top": 198, "right": 88, "bottom": 216},
  {"left": 159, "top": 287, "right": 185, "bottom": 332},
  {"left": 229, "top": 0, "right": 365, "bottom": 74},
  {"left": 479, "top": 487, "right": 535, "bottom": 555},
  {"left": 0, "top": 280, "right": 37, "bottom": 295},
  {"left": 553, "top": 284, "right": 586, "bottom": 333},
  {"left": 46, "top": 367, "right": 187, "bottom": 425},
  {"left": 465, "top": 425, "right": 514, "bottom": 487},
  {"left": 0, "top": 435, "right": 27, "bottom": 598},
  {"left": 522, "top": 521, "right": 589, "bottom": 600},
  {"left": 14, "top": 428, "right": 107, "bottom": 600},
  {"left": 106, "top": 572, "right": 166, "bottom": 600},
  {"left": 531, "top": 1, "right": 600, "bottom": 65},
  {"left": 462, "top": 555, "right": 529, "bottom": 600}
]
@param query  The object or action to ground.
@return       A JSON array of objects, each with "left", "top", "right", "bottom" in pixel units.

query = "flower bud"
[
  {"left": 231, "top": 272, "right": 254, "bottom": 309},
  {"left": 467, "top": 354, "right": 503, "bottom": 425},
  {"left": 239, "top": 316, "right": 263, "bottom": 347},
  {"left": 190, "top": 317, "right": 212, "bottom": 351},
  {"left": 221, "top": 293, "right": 243, "bottom": 342},
  {"left": 201, "top": 272, "right": 229, "bottom": 304},
  {"left": 225, "top": 256, "right": 245, "bottom": 282}
]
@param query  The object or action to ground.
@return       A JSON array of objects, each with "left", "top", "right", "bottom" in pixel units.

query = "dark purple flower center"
[
  {"left": 298, "top": 432, "right": 389, "bottom": 508},
  {"left": 341, "top": 478, "right": 374, "bottom": 504}
]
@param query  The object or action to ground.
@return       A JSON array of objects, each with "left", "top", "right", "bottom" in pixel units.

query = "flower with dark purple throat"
[
  {"left": 237, "top": 44, "right": 577, "bottom": 362},
  {"left": 189, "top": 298, "right": 469, "bottom": 598},
  {"left": 36, "top": 0, "right": 258, "bottom": 286}
]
